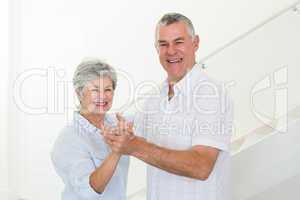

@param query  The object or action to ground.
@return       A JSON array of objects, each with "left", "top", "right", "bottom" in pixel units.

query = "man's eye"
[
  {"left": 159, "top": 43, "right": 167, "bottom": 47},
  {"left": 176, "top": 41, "right": 184, "bottom": 44},
  {"left": 105, "top": 89, "right": 112, "bottom": 92}
]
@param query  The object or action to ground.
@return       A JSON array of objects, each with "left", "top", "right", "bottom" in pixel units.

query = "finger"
[
  {"left": 101, "top": 124, "right": 114, "bottom": 135},
  {"left": 106, "top": 126, "right": 116, "bottom": 135},
  {"left": 127, "top": 122, "right": 134, "bottom": 128},
  {"left": 126, "top": 122, "right": 134, "bottom": 133},
  {"left": 111, "top": 128, "right": 121, "bottom": 136},
  {"left": 99, "top": 124, "right": 106, "bottom": 135},
  {"left": 116, "top": 113, "right": 126, "bottom": 123},
  {"left": 104, "top": 133, "right": 118, "bottom": 141},
  {"left": 117, "top": 115, "right": 127, "bottom": 133},
  {"left": 104, "top": 138, "right": 114, "bottom": 146}
]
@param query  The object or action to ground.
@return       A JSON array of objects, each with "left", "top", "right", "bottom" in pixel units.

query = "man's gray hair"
[
  {"left": 155, "top": 13, "right": 196, "bottom": 42},
  {"left": 73, "top": 59, "right": 117, "bottom": 97}
]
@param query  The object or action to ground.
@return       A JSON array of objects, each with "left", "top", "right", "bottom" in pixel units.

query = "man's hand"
[{"left": 101, "top": 113, "right": 136, "bottom": 155}]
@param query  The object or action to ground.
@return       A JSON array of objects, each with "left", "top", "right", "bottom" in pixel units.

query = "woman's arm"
[
  {"left": 89, "top": 152, "right": 121, "bottom": 193},
  {"left": 51, "top": 129, "right": 123, "bottom": 199}
]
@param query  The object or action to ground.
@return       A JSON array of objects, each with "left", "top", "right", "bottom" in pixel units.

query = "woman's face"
[{"left": 80, "top": 76, "right": 114, "bottom": 115}]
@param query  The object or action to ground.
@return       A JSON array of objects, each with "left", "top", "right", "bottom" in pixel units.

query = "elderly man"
[{"left": 103, "top": 13, "right": 233, "bottom": 200}]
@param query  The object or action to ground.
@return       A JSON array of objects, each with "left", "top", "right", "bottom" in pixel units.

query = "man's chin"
[{"left": 168, "top": 72, "right": 186, "bottom": 82}]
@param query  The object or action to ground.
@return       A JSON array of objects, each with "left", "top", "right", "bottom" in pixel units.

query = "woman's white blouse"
[{"left": 51, "top": 112, "right": 130, "bottom": 200}]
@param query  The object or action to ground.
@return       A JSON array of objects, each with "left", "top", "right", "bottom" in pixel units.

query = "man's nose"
[{"left": 167, "top": 44, "right": 176, "bottom": 55}]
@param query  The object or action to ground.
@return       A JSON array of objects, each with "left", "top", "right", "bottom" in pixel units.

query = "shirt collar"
[{"left": 160, "top": 63, "right": 202, "bottom": 96}]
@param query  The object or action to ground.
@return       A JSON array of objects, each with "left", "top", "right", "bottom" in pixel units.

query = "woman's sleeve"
[{"left": 51, "top": 129, "right": 104, "bottom": 200}]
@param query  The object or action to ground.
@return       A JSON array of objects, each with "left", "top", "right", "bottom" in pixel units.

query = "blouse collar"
[{"left": 73, "top": 111, "right": 115, "bottom": 135}]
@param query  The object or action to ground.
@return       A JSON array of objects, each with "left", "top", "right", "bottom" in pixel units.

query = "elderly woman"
[{"left": 51, "top": 59, "right": 130, "bottom": 200}]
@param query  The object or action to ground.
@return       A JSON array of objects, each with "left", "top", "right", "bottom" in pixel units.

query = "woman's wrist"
[{"left": 110, "top": 151, "right": 122, "bottom": 159}]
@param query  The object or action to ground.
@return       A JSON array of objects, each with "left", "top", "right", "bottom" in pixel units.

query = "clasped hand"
[{"left": 100, "top": 113, "right": 136, "bottom": 155}]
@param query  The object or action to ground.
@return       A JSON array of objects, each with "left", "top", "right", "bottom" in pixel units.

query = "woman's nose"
[{"left": 97, "top": 92, "right": 106, "bottom": 98}]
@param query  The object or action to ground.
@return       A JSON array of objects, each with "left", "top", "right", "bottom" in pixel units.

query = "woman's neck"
[{"left": 79, "top": 110, "right": 105, "bottom": 129}]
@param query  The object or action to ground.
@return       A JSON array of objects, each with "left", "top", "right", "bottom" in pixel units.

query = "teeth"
[
  {"left": 95, "top": 102, "right": 107, "bottom": 105},
  {"left": 167, "top": 58, "right": 182, "bottom": 63}
]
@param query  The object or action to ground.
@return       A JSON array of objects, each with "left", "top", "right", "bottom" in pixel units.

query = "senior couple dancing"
[{"left": 51, "top": 12, "right": 233, "bottom": 200}]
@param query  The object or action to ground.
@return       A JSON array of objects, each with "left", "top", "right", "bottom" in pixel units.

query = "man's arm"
[
  {"left": 133, "top": 137, "right": 219, "bottom": 180},
  {"left": 103, "top": 133, "right": 219, "bottom": 180}
]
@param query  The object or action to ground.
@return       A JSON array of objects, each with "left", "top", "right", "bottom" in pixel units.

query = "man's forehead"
[{"left": 157, "top": 21, "right": 190, "bottom": 41}]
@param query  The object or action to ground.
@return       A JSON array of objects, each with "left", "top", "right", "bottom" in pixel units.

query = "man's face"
[{"left": 156, "top": 21, "right": 199, "bottom": 83}]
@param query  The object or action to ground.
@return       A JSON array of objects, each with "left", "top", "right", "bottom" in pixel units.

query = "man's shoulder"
[
  {"left": 191, "top": 71, "right": 225, "bottom": 95},
  {"left": 190, "top": 70, "right": 234, "bottom": 111}
]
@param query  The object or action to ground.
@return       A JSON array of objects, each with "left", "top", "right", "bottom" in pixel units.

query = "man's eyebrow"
[
  {"left": 174, "top": 37, "right": 185, "bottom": 41},
  {"left": 158, "top": 37, "right": 185, "bottom": 43},
  {"left": 158, "top": 40, "right": 167, "bottom": 43}
]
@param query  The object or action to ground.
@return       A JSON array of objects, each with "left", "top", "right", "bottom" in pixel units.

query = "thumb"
[
  {"left": 127, "top": 122, "right": 134, "bottom": 132},
  {"left": 116, "top": 113, "right": 126, "bottom": 122},
  {"left": 99, "top": 124, "right": 105, "bottom": 135}
]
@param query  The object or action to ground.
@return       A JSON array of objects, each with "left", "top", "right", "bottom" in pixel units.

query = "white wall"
[
  {"left": 247, "top": 174, "right": 300, "bottom": 200},
  {"left": 232, "top": 118, "right": 300, "bottom": 200},
  {"left": 205, "top": 5, "right": 300, "bottom": 138},
  {"left": 6, "top": 0, "right": 300, "bottom": 200},
  {"left": 0, "top": 0, "right": 9, "bottom": 198}
]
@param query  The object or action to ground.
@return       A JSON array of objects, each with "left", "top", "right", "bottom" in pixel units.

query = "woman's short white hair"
[{"left": 73, "top": 59, "right": 117, "bottom": 98}]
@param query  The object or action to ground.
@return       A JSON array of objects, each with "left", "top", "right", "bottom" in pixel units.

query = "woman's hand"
[{"left": 101, "top": 113, "right": 135, "bottom": 155}]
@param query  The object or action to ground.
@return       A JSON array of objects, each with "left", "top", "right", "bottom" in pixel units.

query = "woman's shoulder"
[
  {"left": 52, "top": 124, "right": 85, "bottom": 152},
  {"left": 57, "top": 124, "right": 79, "bottom": 140}
]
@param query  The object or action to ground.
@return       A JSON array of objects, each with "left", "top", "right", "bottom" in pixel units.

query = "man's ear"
[{"left": 193, "top": 35, "right": 200, "bottom": 51}]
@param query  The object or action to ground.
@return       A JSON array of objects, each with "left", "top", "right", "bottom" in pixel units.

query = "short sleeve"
[{"left": 191, "top": 85, "right": 233, "bottom": 152}]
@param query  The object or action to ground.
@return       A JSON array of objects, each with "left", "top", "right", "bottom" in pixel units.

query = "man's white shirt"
[{"left": 134, "top": 63, "right": 233, "bottom": 200}]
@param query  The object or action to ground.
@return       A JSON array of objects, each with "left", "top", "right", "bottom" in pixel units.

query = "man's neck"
[
  {"left": 168, "top": 83, "right": 175, "bottom": 101},
  {"left": 167, "top": 62, "right": 197, "bottom": 85}
]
